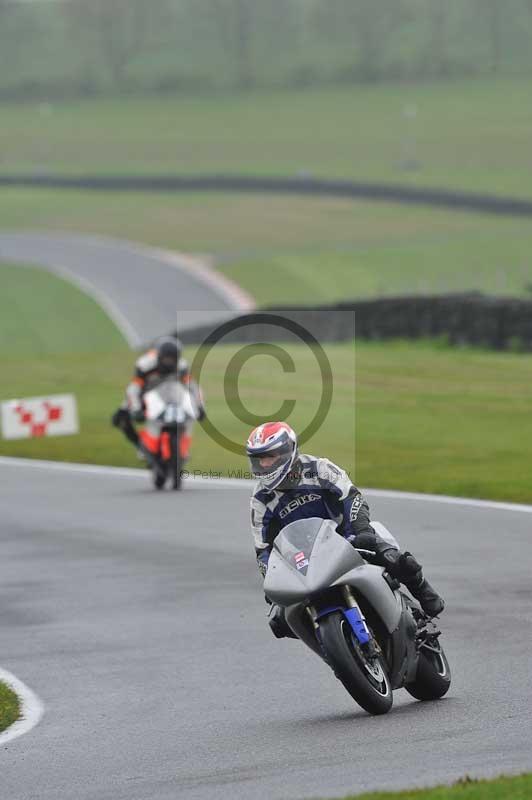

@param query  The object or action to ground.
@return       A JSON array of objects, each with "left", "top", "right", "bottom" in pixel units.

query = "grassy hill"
[
  {"left": 2, "top": 188, "right": 532, "bottom": 306},
  {"left": 2, "top": 80, "right": 530, "bottom": 503},
  {"left": 3, "top": 78, "right": 532, "bottom": 199},
  {"left": 0, "top": 263, "right": 127, "bottom": 355},
  {"left": 3, "top": 77, "right": 532, "bottom": 307}
]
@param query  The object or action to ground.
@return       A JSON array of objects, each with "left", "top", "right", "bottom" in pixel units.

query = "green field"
[
  {"left": 1, "top": 340, "right": 531, "bottom": 503},
  {"left": 3, "top": 78, "right": 532, "bottom": 198},
  {"left": 2, "top": 188, "right": 532, "bottom": 306},
  {"left": 0, "top": 263, "right": 127, "bottom": 355},
  {"left": 0, "top": 681, "right": 20, "bottom": 734},
  {"left": 2, "top": 79, "right": 531, "bottom": 505},
  {"left": 3, "top": 77, "right": 532, "bottom": 308},
  {"left": 333, "top": 773, "right": 532, "bottom": 800},
  {"left": 2, "top": 264, "right": 530, "bottom": 504}
]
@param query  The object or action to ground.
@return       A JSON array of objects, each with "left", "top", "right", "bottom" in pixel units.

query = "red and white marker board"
[{"left": 1, "top": 394, "right": 79, "bottom": 440}]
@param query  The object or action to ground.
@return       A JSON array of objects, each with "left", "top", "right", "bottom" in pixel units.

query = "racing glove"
[
  {"left": 111, "top": 407, "right": 129, "bottom": 428},
  {"left": 256, "top": 549, "right": 270, "bottom": 578}
]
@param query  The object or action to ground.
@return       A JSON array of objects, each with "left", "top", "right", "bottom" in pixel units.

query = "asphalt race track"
[
  {"left": 0, "top": 232, "right": 252, "bottom": 347},
  {"left": 1, "top": 459, "right": 531, "bottom": 800}
]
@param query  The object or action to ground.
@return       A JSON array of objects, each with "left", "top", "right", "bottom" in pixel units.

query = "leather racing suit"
[
  {"left": 250, "top": 454, "right": 444, "bottom": 628},
  {"left": 112, "top": 348, "right": 205, "bottom": 458}
]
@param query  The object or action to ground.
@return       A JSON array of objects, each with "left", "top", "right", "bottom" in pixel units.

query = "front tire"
[
  {"left": 319, "top": 612, "right": 393, "bottom": 715},
  {"left": 405, "top": 642, "right": 451, "bottom": 701},
  {"left": 152, "top": 461, "right": 166, "bottom": 490}
]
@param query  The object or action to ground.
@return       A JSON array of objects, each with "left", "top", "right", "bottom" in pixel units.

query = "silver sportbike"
[{"left": 263, "top": 517, "right": 451, "bottom": 715}]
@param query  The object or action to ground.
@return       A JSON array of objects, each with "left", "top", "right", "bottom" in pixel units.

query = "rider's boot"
[
  {"left": 380, "top": 548, "right": 445, "bottom": 618},
  {"left": 405, "top": 573, "right": 445, "bottom": 617}
]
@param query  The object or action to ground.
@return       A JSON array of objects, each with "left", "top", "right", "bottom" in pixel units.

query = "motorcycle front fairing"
[
  {"left": 143, "top": 378, "right": 196, "bottom": 435},
  {"left": 265, "top": 518, "right": 401, "bottom": 634},
  {"left": 264, "top": 518, "right": 416, "bottom": 683},
  {"left": 264, "top": 518, "right": 359, "bottom": 658},
  {"left": 264, "top": 518, "right": 356, "bottom": 605}
]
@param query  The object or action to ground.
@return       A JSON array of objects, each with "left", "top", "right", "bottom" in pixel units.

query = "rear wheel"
[
  {"left": 319, "top": 612, "right": 393, "bottom": 715},
  {"left": 405, "top": 641, "right": 451, "bottom": 701},
  {"left": 170, "top": 430, "right": 183, "bottom": 490}
]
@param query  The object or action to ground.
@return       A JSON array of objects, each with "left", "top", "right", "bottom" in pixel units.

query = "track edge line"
[
  {"left": 1, "top": 455, "right": 531, "bottom": 513},
  {"left": 0, "top": 667, "right": 44, "bottom": 746}
]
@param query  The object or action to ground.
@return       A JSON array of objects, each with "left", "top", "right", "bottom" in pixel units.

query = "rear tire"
[
  {"left": 405, "top": 643, "right": 451, "bottom": 701},
  {"left": 319, "top": 612, "right": 393, "bottom": 715}
]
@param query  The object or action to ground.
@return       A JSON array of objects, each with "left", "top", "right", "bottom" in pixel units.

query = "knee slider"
[
  {"left": 381, "top": 547, "right": 401, "bottom": 576},
  {"left": 400, "top": 551, "right": 422, "bottom": 577}
]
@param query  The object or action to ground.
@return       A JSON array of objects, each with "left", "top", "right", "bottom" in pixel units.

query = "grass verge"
[
  {"left": 4, "top": 78, "right": 532, "bottom": 198},
  {"left": 1, "top": 340, "right": 531, "bottom": 504},
  {"left": 0, "top": 262, "right": 127, "bottom": 356},
  {"left": 2, "top": 189, "right": 532, "bottom": 305},
  {"left": 333, "top": 773, "right": 532, "bottom": 800},
  {"left": 0, "top": 681, "right": 21, "bottom": 734}
]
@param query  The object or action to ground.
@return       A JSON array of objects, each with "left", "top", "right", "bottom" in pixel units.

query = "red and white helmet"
[{"left": 246, "top": 421, "right": 298, "bottom": 491}]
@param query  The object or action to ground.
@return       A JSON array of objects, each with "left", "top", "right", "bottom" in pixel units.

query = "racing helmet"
[
  {"left": 246, "top": 422, "right": 299, "bottom": 492},
  {"left": 156, "top": 336, "right": 182, "bottom": 374}
]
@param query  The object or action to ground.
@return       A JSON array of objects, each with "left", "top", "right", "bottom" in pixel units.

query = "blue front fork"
[{"left": 316, "top": 604, "right": 371, "bottom": 645}]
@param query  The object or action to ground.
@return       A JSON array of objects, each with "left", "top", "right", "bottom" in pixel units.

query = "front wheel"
[
  {"left": 405, "top": 641, "right": 451, "bottom": 701},
  {"left": 152, "top": 460, "right": 167, "bottom": 490},
  {"left": 319, "top": 612, "right": 393, "bottom": 715}
]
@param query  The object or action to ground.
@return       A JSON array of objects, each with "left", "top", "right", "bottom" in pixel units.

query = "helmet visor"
[{"left": 248, "top": 441, "right": 293, "bottom": 479}]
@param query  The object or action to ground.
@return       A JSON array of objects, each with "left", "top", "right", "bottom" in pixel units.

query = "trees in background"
[
  {"left": 2, "top": 0, "right": 532, "bottom": 99},
  {"left": 64, "top": 0, "right": 151, "bottom": 90},
  {"left": 485, "top": 0, "right": 502, "bottom": 74},
  {"left": 426, "top": 0, "right": 448, "bottom": 78}
]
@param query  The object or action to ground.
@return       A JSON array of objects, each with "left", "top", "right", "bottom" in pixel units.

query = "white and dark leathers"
[
  {"left": 251, "top": 454, "right": 374, "bottom": 575},
  {"left": 250, "top": 454, "right": 445, "bottom": 618}
]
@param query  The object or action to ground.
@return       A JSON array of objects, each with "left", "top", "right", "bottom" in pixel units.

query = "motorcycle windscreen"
[
  {"left": 274, "top": 517, "right": 325, "bottom": 577},
  {"left": 157, "top": 379, "right": 197, "bottom": 419},
  {"left": 266, "top": 518, "right": 363, "bottom": 605},
  {"left": 144, "top": 380, "right": 195, "bottom": 422}
]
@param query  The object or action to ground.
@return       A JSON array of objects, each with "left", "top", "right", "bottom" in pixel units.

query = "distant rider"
[
  {"left": 112, "top": 336, "right": 205, "bottom": 461},
  {"left": 246, "top": 421, "right": 445, "bottom": 639}
]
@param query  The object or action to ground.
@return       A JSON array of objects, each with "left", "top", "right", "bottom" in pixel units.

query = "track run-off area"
[{"left": 1, "top": 457, "right": 531, "bottom": 800}]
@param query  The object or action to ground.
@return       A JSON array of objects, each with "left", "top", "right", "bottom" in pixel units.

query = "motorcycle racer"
[
  {"left": 246, "top": 421, "right": 445, "bottom": 638},
  {"left": 112, "top": 336, "right": 205, "bottom": 460}
]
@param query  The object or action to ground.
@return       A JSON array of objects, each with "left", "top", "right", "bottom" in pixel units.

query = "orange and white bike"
[{"left": 139, "top": 377, "right": 198, "bottom": 490}]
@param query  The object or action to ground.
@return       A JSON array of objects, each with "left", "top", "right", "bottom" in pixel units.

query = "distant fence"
[
  {"left": 177, "top": 293, "right": 532, "bottom": 351},
  {"left": 2, "top": 173, "right": 532, "bottom": 218}
]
